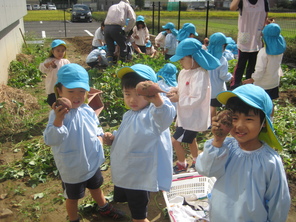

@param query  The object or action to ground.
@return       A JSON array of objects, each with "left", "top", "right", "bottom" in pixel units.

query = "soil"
[{"left": 0, "top": 36, "right": 295, "bottom": 222}]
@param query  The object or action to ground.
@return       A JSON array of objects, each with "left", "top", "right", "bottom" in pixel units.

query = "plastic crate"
[{"left": 163, "top": 172, "right": 216, "bottom": 222}]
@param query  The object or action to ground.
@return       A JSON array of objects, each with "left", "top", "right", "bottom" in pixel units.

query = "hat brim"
[
  {"left": 170, "top": 55, "right": 184, "bottom": 62},
  {"left": 64, "top": 82, "right": 90, "bottom": 91},
  {"left": 117, "top": 66, "right": 135, "bottom": 79},
  {"left": 217, "top": 91, "right": 282, "bottom": 151},
  {"left": 225, "top": 37, "right": 233, "bottom": 44}
]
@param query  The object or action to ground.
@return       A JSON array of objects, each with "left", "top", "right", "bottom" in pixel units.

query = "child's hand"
[
  {"left": 103, "top": 132, "right": 114, "bottom": 146},
  {"left": 52, "top": 102, "right": 69, "bottom": 127},
  {"left": 242, "top": 78, "right": 254, "bottom": 84},
  {"left": 212, "top": 110, "right": 233, "bottom": 138},
  {"left": 143, "top": 93, "right": 163, "bottom": 107},
  {"left": 46, "top": 60, "right": 57, "bottom": 69},
  {"left": 167, "top": 88, "right": 179, "bottom": 103}
]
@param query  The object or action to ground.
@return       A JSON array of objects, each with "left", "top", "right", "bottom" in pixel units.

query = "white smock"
[
  {"left": 195, "top": 137, "right": 291, "bottom": 222},
  {"left": 110, "top": 97, "right": 176, "bottom": 192},
  {"left": 43, "top": 104, "right": 105, "bottom": 184}
]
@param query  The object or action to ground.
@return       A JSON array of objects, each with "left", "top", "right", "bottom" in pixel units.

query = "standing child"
[
  {"left": 132, "top": 15, "right": 150, "bottom": 54},
  {"left": 243, "top": 23, "right": 286, "bottom": 117},
  {"left": 162, "top": 22, "right": 178, "bottom": 60},
  {"left": 168, "top": 38, "right": 220, "bottom": 174},
  {"left": 195, "top": 84, "right": 290, "bottom": 222},
  {"left": 43, "top": 64, "right": 124, "bottom": 222},
  {"left": 207, "top": 32, "right": 233, "bottom": 119},
  {"left": 39, "top": 39, "right": 70, "bottom": 106},
  {"left": 104, "top": 64, "right": 176, "bottom": 222}
]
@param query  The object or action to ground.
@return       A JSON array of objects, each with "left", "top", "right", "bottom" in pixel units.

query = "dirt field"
[{"left": 0, "top": 36, "right": 295, "bottom": 222}]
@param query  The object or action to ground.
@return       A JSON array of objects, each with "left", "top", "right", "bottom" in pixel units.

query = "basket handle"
[{"left": 172, "top": 175, "right": 202, "bottom": 182}]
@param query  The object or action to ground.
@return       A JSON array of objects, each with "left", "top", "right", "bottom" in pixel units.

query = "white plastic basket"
[{"left": 163, "top": 172, "right": 216, "bottom": 222}]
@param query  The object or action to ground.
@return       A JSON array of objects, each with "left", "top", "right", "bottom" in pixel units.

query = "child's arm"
[
  {"left": 143, "top": 93, "right": 163, "bottom": 107},
  {"left": 167, "top": 87, "right": 179, "bottom": 103}
]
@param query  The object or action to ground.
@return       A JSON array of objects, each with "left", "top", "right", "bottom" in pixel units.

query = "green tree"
[{"left": 135, "top": 0, "right": 145, "bottom": 9}]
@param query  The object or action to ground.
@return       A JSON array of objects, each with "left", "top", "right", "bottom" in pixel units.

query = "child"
[
  {"left": 132, "top": 15, "right": 150, "bottom": 54},
  {"left": 86, "top": 45, "right": 109, "bottom": 68},
  {"left": 154, "top": 31, "right": 167, "bottom": 49},
  {"left": 43, "top": 63, "right": 124, "bottom": 222},
  {"left": 177, "top": 23, "right": 199, "bottom": 42},
  {"left": 162, "top": 22, "right": 178, "bottom": 60},
  {"left": 39, "top": 39, "right": 70, "bottom": 106},
  {"left": 103, "top": 64, "right": 176, "bottom": 222},
  {"left": 92, "top": 21, "right": 105, "bottom": 50},
  {"left": 223, "top": 37, "right": 238, "bottom": 61},
  {"left": 207, "top": 32, "right": 233, "bottom": 119},
  {"left": 168, "top": 38, "right": 220, "bottom": 174},
  {"left": 195, "top": 84, "right": 291, "bottom": 222},
  {"left": 202, "top": 37, "right": 209, "bottom": 50},
  {"left": 243, "top": 23, "right": 286, "bottom": 116},
  {"left": 145, "top": 40, "right": 157, "bottom": 58}
]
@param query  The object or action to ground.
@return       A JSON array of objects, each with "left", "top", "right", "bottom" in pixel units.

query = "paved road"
[{"left": 24, "top": 20, "right": 101, "bottom": 39}]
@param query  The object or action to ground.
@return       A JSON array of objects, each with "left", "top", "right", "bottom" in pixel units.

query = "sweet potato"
[
  {"left": 136, "top": 81, "right": 166, "bottom": 97},
  {"left": 56, "top": 97, "right": 72, "bottom": 110},
  {"left": 213, "top": 109, "right": 233, "bottom": 137}
]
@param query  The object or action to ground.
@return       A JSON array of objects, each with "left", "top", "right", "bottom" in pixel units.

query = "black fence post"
[
  {"left": 158, "top": 2, "right": 160, "bottom": 34},
  {"left": 205, "top": 0, "right": 209, "bottom": 37},
  {"left": 152, "top": 2, "right": 155, "bottom": 35},
  {"left": 178, "top": 1, "right": 181, "bottom": 30}
]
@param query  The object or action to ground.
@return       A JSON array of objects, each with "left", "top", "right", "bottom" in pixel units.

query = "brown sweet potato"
[
  {"left": 213, "top": 109, "right": 233, "bottom": 137},
  {"left": 136, "top": 81, "right": 166, "bottom": 97},
  {"left": 56, "top": 97, "right": 72, "bottom": 110}
]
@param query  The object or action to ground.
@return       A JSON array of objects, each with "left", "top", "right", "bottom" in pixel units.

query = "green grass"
[{"left": 24, "top": 10, "right": 296, "bottom": 38}]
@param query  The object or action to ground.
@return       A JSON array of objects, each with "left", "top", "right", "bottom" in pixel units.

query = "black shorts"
[
  {"left": 210, "top": 98, "right": 223, "bottom": 107},
  {"left": 173, "top": 127, "right": 198, "bottom": 144},
  {"left": 62, "top": 168, "right": 103, "bottom": 200},
  {"left": 265, "top": 86, "right": 279, "bottom": 100},
  {"left": 113, "top": 186, "right": 150, "bottom": 220}
]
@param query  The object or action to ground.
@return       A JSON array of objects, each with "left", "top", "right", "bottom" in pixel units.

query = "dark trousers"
[
  {"left": 230, "top": 50, "right": 258, "bottom": 89},
  {"left": 104, "top": 25, "right": 127, "bottom": 60}
]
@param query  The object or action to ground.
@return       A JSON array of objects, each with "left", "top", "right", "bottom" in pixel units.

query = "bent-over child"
[
  {"left": 195, "top": 84, "right": 291, "bottom": 222},
  {"left": 43, "top": 63, "right": 124, "bottom": 222}
]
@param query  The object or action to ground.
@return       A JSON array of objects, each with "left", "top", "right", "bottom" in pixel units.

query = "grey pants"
[{"left": 104, "top": 25, "right": 127, "bottom": 59}]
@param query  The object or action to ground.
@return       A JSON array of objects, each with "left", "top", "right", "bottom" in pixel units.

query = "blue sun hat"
[
  {"left": 157, "top": 63, "right": 178, "bottom": 87},
  {"left": 136, "top": 15, "right": 145, "bottom": 22},
  {"left": 262, "top": 23, "right": 286, "bottom": 55},
  {"left": 117, "top": 64, "right": 157, "bottom": 83},
  {"left": 170, "top": 38, "right": 221, "bottom": 70},
  {"left": 226, "top": 38, "right": 238, "bottom": 55},
  {"left": 217, "top": 84, "right": 282, "bottom": 151},
  {"left": 56, "top": 63, "right": 90, "bottom": 91},
  {"left": 146, "top": 40, "right": 152, "bottom": 48},
  {"left": 208, "top": 32, "right": 232, "bottom": 60},
  {"left": 51, "top": 39, "right": 66, "bottom": 48},
  {"left": 162, "top": 22, "right": 178, "bottom": 37},
  {"left": 177, "top": 23, "right": 198, "bottom": 42}
]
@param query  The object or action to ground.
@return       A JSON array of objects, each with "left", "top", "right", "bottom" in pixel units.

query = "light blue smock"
[
  {"left": 164, "top": 33, "right": 178, "bottom": 56},
  {"left": 43, "top": 104, "right": 105, "bottom": 184},
  {"left": 209, "top": 56, "right": 232, "bottom": 99},
  {"left": 110, "top": 97, "right": 176, "bottom": 192},
  {"left": 196, "top": 137, "right": 291, "bottom": 222}
]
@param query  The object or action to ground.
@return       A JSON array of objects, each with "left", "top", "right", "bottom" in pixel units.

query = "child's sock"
[
  {"left": 178, "top": 160, "right": 187, "bottom": 167},
  {"left": 98, "top": 203, "right": 109, "bottom": 211}
]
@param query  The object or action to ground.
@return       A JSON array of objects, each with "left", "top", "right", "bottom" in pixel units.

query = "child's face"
[
  {"left": 180, "top": 56, "right": 196, "bottom": 70},
  {"left": 229, "top": 110, "right": 264, "bottom": 151},
  {"left": 123, "top": 87, "right": 149, "bottom": 111},
  {"left": 52, "top": 45, "right": 66, "bottom": 60},
  {"left": 57, "top": 86, "right": 87, "bottom": 109}
]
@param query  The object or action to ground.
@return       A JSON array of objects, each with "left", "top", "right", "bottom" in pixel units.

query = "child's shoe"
[
  {"left": 98, "top": 203, "right": 125, "bottom": 220},
  {"left": 173, "top": 162, "right": 188, "bottom": 174},
  {"left": 188, "top": 161, "right": 197, "bottom": 173}
]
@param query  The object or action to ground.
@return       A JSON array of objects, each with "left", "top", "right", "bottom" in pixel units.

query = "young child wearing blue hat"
[
  {"left": 39, "top": 39, "right": 70, "bottom": 106},
  {"left": 103, "top": 64, "right": 176, "bottom": 222},
  {"left": 86, "top": 45, "right": 109, "bottom": 68},
  {"left": 43, "top": 64, "right": 124, "bottom": 222},
  {"left": 177, "top": 23, "right": 199, "bottom": 42},
  {"left": 168, "top": 38, "right": 220, "bottom": 174},
  {"left": 195, "top": 84, "right": 290, "bottom": 222},
  {"left": 162, "top": 22, "right": 178, "bottom": 60},
  {"left": 207, "top": 32, "right": 233, "bottom": 120},
  {"left": 145, "top": 40, "right": 157, "bottom": 57},
  {"left": 243, "top": 23, "right": 286, "bottom": 117},
  {"left": 132, "top": 15, "right": 150, "bottom": 54}
]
